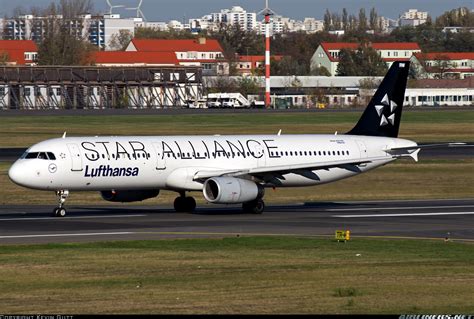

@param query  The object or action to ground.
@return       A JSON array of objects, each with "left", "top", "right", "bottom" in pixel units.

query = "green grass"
[
  {"left": 0, "top": 110, "right": 473, "bottom": 147},
  {"left": 0, "top": 236, "right": 473, "bottom": 314}
]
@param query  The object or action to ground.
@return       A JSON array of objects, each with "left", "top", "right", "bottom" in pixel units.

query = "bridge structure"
[{"left": 0, "top": 66, "right": 203, "bottom": 109}]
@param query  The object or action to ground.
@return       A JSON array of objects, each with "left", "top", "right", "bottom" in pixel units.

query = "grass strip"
[{"left": 0, "top": 236, "right": 473, "bottom": 314}]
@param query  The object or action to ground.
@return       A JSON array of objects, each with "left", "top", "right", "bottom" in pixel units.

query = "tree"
[
  {"left": 336, "top": 45, "right": 387, "bottom": 76},
  {"left": 271, "top": 56, "right": 305, "bottom": 75},
  {"left": 430, "top": 54, "right": 453, "bottom": 79},
  {"left": 235, "top": 77, "right": 261, "bottom": 96},
  {"left": 0, "top": 52, "right": 10, "bottom": 65},
  {"left": 342, "top": 8, "right": 348, "bottom": 31},
  {"left": 37, "top": 3, "right": 96, "bottom": 65},
  {"left": 108, "top": 29, "right": 133, "bottom": 51},
  {"left": 58, "top": 0, "right": 93, "bottom": 18},
  {"left": 324, "top": 9, "right": 332, "bottom": 31},
  {"left": 336, "top": 48, "right": 358, "bottom": 76},
  {"left": 435, "top": 7, "right": 474, "bottom": 27},
  {"left": 205, "top": 76, "right": 237, "bottom": 94},
  {"left": 358, "top": 8, "right": 367, "bottom": 31},
  {"left": 310, "top": 65, "right": 331, "bottom": 76},
  {"left": 369, "top": 7, "right": 378, "bottom": 31}
]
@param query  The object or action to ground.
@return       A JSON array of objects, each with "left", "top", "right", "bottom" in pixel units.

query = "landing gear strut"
[
  {"left": 174, "top": 192, "right": 196, "bottom": 213},
  {"left": 52, "top": 190, "right": 69, "bottom": 217},
  {"left": 242, "top": 198, "right": 265, "bottom": 214}
]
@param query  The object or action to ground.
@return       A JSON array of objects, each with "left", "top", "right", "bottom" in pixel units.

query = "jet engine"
[
  {"left": 100, "top": 190, "right": 160, "bottom": 203},
  {"left": 203, "top": 177, "right": 264, "bottom": 204}
]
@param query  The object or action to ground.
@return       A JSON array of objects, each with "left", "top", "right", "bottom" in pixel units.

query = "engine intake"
[
  {"left": 203, "top": 177, "right": 263, "bottom": 204},
  {"left": 101, "top": 190, "right": 159, "bottom": 203}
]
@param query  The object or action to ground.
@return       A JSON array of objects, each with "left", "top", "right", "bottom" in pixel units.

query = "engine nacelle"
[
  {"left": 203, "top": 177, "right": 264, "bottom": 204},
  {"left": 100, "top": 190, "right": 159, "bottom": 203}
]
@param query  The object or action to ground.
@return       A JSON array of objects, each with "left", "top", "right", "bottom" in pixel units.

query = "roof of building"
[
  {"left": 321, "top": 42, "right": 421, "bottom": 51},
  {"left": 0, "top": 40, "right": 38, "bottom": 65},
  {"left": 130, "top": 38, "right": 224, "bottom": 52},
  {"left": 413, "top": 52, "right": 474, "bottom": 60},
  {"left": 414, "top": 78, "right": 474, "bottom": 88},
  {"left": 320, "top": 42, "right": 421, "bottom": 62},
  {"left": 94, "top": 51, "right": 179, "bottom": 65},
  {"left": 0, "top": 40, "right": 38, "bottom": 51}
]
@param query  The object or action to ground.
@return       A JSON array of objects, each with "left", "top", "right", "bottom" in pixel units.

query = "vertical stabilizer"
[{"left": 347, "top": 61, "right": 410, "bottom": 138}]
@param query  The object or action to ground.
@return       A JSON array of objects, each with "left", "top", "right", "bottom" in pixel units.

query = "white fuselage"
[{"left": 8, "top": 134, "right": 416, "bottom": 192}]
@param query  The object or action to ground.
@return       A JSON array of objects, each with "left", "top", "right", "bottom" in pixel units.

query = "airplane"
[{"left": 8, "top": 61, "right": 465, "bottom": 217}]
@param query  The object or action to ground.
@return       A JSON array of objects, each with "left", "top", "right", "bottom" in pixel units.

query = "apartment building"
[{"left": 2, "top": 13, "right": 136, "bottom": 50}]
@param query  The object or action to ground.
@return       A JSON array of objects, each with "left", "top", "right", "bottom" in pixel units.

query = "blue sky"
[{"left": 0, "top": 0, "right": 472, "bottom": 20}]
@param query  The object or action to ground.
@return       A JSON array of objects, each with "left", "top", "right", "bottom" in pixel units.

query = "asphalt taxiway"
[{"left": 0, "top": 198, "right": 473, "bottom": 244}]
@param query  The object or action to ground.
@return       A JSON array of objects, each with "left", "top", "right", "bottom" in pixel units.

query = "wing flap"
[{"left": 193, "top": 156, "right": 390, "bottom": 181}]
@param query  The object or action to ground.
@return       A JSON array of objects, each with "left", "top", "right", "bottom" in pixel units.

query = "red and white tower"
[{"left": 259, "top": 0, "right": 275, "bottom": 108}]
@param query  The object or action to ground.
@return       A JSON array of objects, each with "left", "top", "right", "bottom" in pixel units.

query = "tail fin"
[{"left": 347, "top": 61, "right": 410, "bottom": 138}]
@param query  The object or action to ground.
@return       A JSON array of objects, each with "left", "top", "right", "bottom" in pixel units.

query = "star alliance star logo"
[{"left": 374, "top": 93, "right": 397, "bottom": 127}]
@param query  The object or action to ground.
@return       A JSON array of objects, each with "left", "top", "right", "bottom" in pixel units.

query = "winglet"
[{"left": 62, "top": 132, "right": 67, "bottom": 139}]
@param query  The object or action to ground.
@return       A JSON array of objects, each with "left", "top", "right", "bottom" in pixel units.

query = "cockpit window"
[
  {"left": 22, "top": 152, "right": 56, "bottom": 160},
  {"left": 25, "top": 152, "right": 40, "bottom": 159},
  {"left": 37, "top": 153, "right": 48, "bottom": 160}
]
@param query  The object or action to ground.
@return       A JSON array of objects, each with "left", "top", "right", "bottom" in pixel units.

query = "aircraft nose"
[{"left": 8, "top": 161, "right": 28, "bottom": 187}]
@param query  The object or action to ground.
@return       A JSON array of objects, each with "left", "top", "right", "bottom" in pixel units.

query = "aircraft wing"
[
  {"left": 193, "top": 156, "right": 390, "bottom": 181},
  {"left": 384, "top": 142, "right": 468, "bottom": 161}
]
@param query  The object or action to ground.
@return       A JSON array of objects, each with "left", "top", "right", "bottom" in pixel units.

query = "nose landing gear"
[{"left": 52, "top": 190, "right": 69, "bottom": 217}]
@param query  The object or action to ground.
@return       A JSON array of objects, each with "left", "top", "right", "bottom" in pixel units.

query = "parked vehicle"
[
  {"left": 206, "top": 93, "right": 250, "bottom": 108},
  {"left": 187, "top": 99, "right": 208, "bottom": 109}
]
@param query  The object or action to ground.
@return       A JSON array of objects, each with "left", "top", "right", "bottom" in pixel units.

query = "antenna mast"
[{"left": 258, "top": 0, "right": 275, "bottom": 109}]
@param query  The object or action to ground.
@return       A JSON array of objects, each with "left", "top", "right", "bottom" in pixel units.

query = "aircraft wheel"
[
  {"left": 57, "top": 207, "right": 67, "bottom": 217},
  {"left": 185, "top": 197, "right": 196, "bottom": 212},
  {"left": 243, "top": 199, "right": 265, "bottom": 214},
  {"left": 174, "top": 197, "right": 185, "bottom": 212}
]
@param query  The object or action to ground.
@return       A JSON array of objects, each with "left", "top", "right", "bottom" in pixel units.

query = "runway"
[{"left": 0, "top": 198, "right": 473, "bottom": 244}]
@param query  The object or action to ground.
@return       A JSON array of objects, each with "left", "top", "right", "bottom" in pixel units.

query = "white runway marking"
[
  {"left": 0, "top": 232, "right": 135, "bottom": 239},
  {"left": 327, "top": 205, "right": 474, "bottom": 212},
  {"left": 333, "top": 212, "right": 474, "bottom": 218},
  {"left": 0, "top": 214, "right": 147, "bottom": 221}
]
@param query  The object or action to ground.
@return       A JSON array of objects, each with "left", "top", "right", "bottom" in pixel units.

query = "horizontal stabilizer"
[
  {"left": 384, "top": 143, "right": 468, "bottom": 162},
  {"left": 389, "top": 142, "right": 467, "bottom": 151}
]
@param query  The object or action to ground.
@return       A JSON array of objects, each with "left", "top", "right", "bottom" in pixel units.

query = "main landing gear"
[
  {"left": 174, "top": 192, "right": 196, "bottom": 213},
  {"left": 52, "top": 190, "right": 69, "bottom": 217},
  {"left": 242, "top": 198, "right": 265, "bottom": 214}
]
